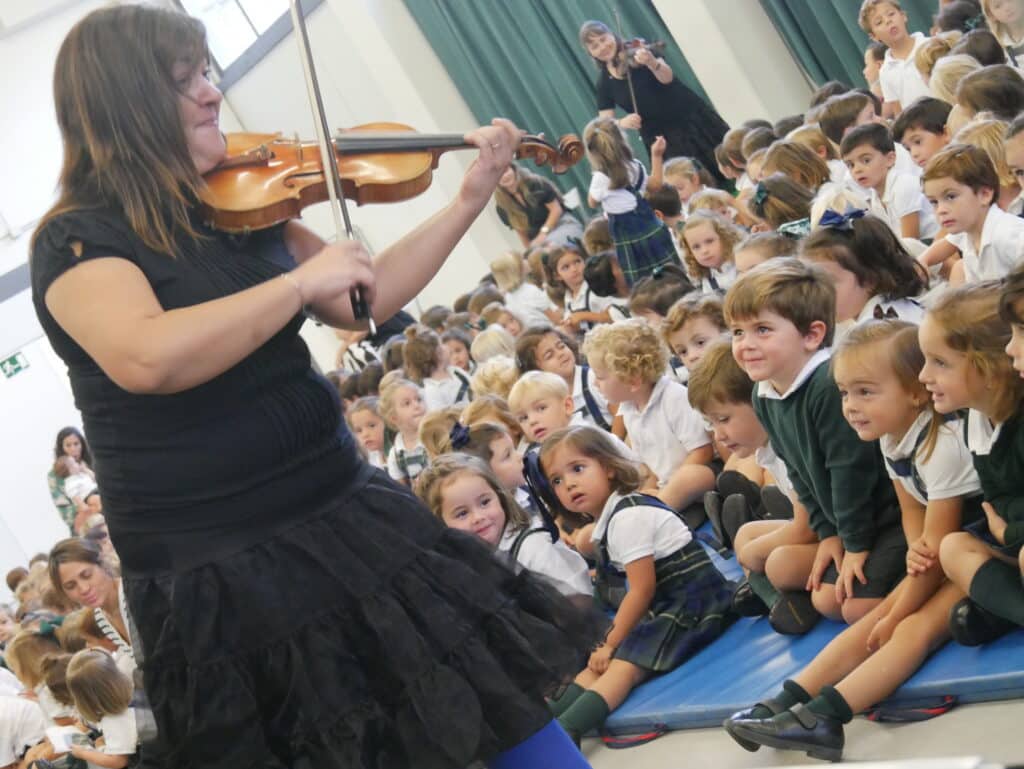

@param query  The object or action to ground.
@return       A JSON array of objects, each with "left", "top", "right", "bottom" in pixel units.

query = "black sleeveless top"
[{"left": 30, "top": 208, "right": 363, "bottom": 574}]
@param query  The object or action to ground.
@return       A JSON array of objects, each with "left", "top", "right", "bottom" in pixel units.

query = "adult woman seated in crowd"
[{"left": 494, "top": 162, "right": 583, "bottom": 247}]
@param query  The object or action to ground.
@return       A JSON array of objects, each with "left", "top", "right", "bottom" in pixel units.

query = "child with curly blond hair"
[
  {"left": 680, "top": 210, "right": 746, "bottom": 294},
  {"left": 582, "top": 319, "right": 715, "bottom": 511}
]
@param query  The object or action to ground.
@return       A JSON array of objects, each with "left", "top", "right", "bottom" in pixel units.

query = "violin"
[
  {"left": 200, "top": 122, "right": 583, "bottom": 234},
  {"left": 621, "top": 37, "right": 667, "bottom": 67}
]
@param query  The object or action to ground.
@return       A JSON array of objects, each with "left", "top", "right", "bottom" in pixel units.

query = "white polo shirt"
[
  {"left": 880, "top": 411, "right": 980, "bottom": 506},
  {"left": 867, "top": 169, "right": 938, "bottom": 240},
  {"left": 564, "top": 280, "right": 618, "bottom": 320},
  {"left": 701, "top": 261, "right": 737, "bottom": 294},
  {"left": 0, "top": 696, "right": 47, "bottom": 766},
  {"left": 590, "top": 161, "right": 644, "bottom": 214},
  {"left": 754, "top": 442, "right": 795, "bottom": 498},
  {"left": 618, "top": 376, "right": 711, "bottom": 488},
  {"left": 423, "top": 367, "right": 471, "bottom": 411},
  {"left": 946, "top": 204, "right": 1024, "bottom": 282},
  {"left": 855, "top": 295, "right": 924, "bottom": 325},
  {"left": 880, "top": 33, "right": 931, "bottom": 108},
  {"left": 498, "top": 524, "right": 592, "bottom": 597},
  {"left": 505, "top": 282, "right": 558, "bottom": 329},
  {"left": 591, "top": 489, "right": 692, "bottom": 569},
  {"left": 572, "top": 364, "right": 613, "bottom": 429}
]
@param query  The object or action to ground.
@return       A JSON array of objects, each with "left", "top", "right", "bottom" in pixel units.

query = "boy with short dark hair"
[
  {"left": 891, "top": 96, "right": 952, "bottom": 168},
  {"left": 819, "top": 91, "right": 920, "bottom": 177},
  {"left": 841, "top": 122, "right": 938, "bottom": 239},
  {"left": 921, "top": 143, "right": 1024, "bottom": 283},
  {"left": 860, "top": 0, "right": 931, "bottom": 118},
  {"left": 724, "top": 258, "right": 904, "bottom": 627}
]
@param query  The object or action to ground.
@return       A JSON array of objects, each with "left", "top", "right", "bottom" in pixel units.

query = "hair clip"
[
  {"left": 651, "top": 265, "right": 664, "bottom": 279},
  {"left": 37, "top": 616, "right": 65, "bottom": 639},
  {"left": 449, "top": 422, "right": 471, "bottom": 450},
  {"left": 818, "top": 207, "right": 867, "bottom": 232},
  {"left": 964, "top": 14, "right": 984, "bottom": 31},
  {"left": 753, "top": 182, "right": 769, "bottom": 209}
]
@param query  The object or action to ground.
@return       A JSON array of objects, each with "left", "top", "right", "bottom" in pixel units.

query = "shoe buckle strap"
[{"left": 789, "top": 703, "right": 819, "bottom": 729}]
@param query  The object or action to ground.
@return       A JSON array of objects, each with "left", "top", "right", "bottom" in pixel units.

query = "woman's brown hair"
[
  {"left": 34, "top": 5, "right": 211, "bottom": 256},
  {"left": 48, "top": 538, "right": 112, "bottom": 601}
]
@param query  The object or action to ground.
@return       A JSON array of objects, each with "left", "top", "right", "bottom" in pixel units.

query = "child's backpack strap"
[
  {"left": 579, "top": 365, "right": 611, "bottom": 431},
  {"left": 509, "top": 526, "right": 552, "bottom": 562},
  {"left": 453, "top": 368, "right": 472, "bottom": 403}
]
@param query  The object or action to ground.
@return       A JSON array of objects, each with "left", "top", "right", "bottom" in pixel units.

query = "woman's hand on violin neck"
[
  {"left": 458, "top": 118, "right": 522, "bottom": 210},
  {"left": 293, "top": 240, "right": 376, "bottom": 308}
]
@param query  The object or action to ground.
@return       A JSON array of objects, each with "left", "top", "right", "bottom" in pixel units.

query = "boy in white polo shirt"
[
  {"left": 841, "top": 122, "right": 938, "bottom": 240},
  {"left": 582, "top": 319, "right": 715, "bottom": 512},
  {"left": 860, "top": 0, "right": 930, "bottom": 118},
  {"left": 922, "top": 143, "right": 1024, "bottom": 284}
]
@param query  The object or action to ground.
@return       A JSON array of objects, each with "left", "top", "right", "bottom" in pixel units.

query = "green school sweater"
[
  {"left": 753, "top": 360, "right": 899, "bottom": 552},
  {"left": 970, "top": 411, "right": 1024, "bottom": 551}
]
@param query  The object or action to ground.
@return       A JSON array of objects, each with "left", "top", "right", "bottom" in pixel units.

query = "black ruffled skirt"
[{"left": 124, "top": 470, "right": 605, "bottom": 769}]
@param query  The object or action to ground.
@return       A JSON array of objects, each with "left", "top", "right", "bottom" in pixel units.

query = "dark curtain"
[
  {"left": 760, "top": 0, "right": 939, "bottom": 88},
  {"left": 402, "top": 0, "right": 716, "bottom": 205}
]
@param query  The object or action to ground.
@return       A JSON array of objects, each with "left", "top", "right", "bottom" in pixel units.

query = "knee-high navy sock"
[
  {"left": 487, "top": 720, "right": 592, "bottom": 769},
  {"left": 969, "top": 558, "right": 1024, "bottom": 626}
]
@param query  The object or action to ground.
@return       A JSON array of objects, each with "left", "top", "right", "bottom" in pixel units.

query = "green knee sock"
[
  {"left": 749, "top": 678, "right": 811, "bottom": 719},
  {"left": 557, "top": 690, "right": 611, "bottom": 739},
  {"left": 969, "top": 558, "right": 1024, "bottom": 626},
  {"left": 748, "top": 572, "right": 781, "bottom": 609},
  {"left": 806, "top": 685, "right": 854, "bottom": 724},
  {"left": 547, "top": 682, "right": 586, "bottom": 718}
]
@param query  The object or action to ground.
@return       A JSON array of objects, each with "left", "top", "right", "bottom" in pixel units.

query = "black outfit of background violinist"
[{"left": 580, "top": 20, "right": 730, "bottom": 187}]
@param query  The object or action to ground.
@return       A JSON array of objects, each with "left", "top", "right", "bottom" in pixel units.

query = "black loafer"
[
  {"left": 760, "top": 484, "right": 794, "bottom": 520},
  {"left": 732, "top": 579, "right": 770, "bottom": 617},
  {"left": 728, "top": 704, "right": 844, "bottom": 762},
  {"left": 769, "top": 590, "right": 819, "bottom": 635},
  {"left": 704, "top": 490, "right": 729, "bottom": 548},
  {"left": 723, "top": 694, "right": 789, "bottom": 752},
  {"left": 949, "top": 597, "right": 1017, "bottom": 646},
  {"left": 717, "top": 469, "right": 764, "bottom": 513},
  {"left": 722, "top": 493, "right": 757, "bottom": 548}
]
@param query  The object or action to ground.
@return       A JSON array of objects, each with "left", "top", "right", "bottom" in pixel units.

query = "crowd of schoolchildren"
[{"left": 5, "top": 0, "right": 1024, "bottom": 765}]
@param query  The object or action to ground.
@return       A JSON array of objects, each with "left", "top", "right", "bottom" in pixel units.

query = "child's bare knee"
[
  {"left": 939, "top": 531, "right": 973, "bottom": 567},
  {"left": 812, "top": 587, "right": 842, "bottom": 620},
  {"left": 841, "top": 598, "right": 877, "bottom": 625}
]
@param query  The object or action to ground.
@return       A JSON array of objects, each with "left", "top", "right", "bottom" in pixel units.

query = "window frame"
[{"left": 174, "top": 0, "right": 324, "bottom": 92}]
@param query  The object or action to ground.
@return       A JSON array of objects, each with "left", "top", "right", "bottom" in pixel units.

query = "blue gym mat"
[{"left": 602, "top": 528, "right": 1024, "bottom": 734}]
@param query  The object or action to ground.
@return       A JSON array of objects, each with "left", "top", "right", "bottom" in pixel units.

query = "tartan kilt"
[
  {"left": 607, "top": 206, "right": 679, "bottom": 287},
  {"left": 612, "top": 539, "right": 736, "bottom": 673}
]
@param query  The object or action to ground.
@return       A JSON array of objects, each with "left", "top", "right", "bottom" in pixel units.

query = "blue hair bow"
[
  {"left": 964, "top": 14, "right": 984, "bottom": 31},
  {"left": 449, "top": 422, "right": 471, "bottom": 450},
  {"left": 818, "top": 207, "right": 867, "bottom": 232},
  {"left": 753, "top": 182, "right": 769, "bottom": 208}
]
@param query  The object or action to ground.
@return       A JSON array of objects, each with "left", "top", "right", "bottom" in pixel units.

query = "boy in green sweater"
[{"left": 725, "top": 258, "right": 904, "bottom": 627}]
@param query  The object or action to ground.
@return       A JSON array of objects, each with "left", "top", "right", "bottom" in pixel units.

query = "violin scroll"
[{"left": 516, "top": 134, "right": 583, "bottom": 175}]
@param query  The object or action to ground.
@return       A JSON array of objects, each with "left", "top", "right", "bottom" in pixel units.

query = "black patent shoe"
[
  {"left": 717, "top": 470, "right": 764, "bottom": 514},
  {"left": 732, "top": 580, "right": 770, "bottom": 617},
  {"left": 722, "top": 493, "right": 757, "bottom": 548},
  {"left": 761, "top": 484, "right": 794, "bottom": 520},
  {"left": 769, "top": 590, "right": 819, "bottom": 635},
  {"left": 704, "top": 490, "right": 729, "bottom": 548},
  {"left": 728, "top": 704, "right": 844, "bottom": 762},
  {"left": 949, "top": 597, "right": 1017, "bottom": 646},
  {"left": 723, "top": 694, "right": 789, "bottom": 752}
]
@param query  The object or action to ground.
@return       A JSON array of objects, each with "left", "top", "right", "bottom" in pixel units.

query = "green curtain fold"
[
  {"left": 403, "top": 0, "right": 713, "bottom": 203},
  {"left": 759, "top": 0, "right": 938, "bottom": 89}
]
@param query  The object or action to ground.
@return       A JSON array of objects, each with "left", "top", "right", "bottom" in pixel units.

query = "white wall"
[{"left": 656, "top": 0, "right": 813, "bottom": 125}]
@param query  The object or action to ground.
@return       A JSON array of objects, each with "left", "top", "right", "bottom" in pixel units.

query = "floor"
[{"left": 582, "top": 699, "right": 1024, "bottom": 768}]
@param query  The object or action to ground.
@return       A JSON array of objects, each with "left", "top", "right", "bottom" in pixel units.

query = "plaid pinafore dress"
[{"left": 606, "top": 163, "right": 680, "bottom": 287}]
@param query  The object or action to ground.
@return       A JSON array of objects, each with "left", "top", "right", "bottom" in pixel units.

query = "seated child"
[
  {"left": 747, "top": 175, "right": 815, "bottom": 237},
  {"left": 932, "top": 278, "right": 1024, "bottom": 643},
  {"left": 66, "top": 649, "right": 138, "bottom": 769},
  {"left": 469, "top": 355, "right": 519, "bottom": 401},
  {"left": 490, "top": 251, "right": 561, "bottom": 329},
  {"left": 417, "top": 453, "right": 592, "bottom": 598},
  {"left": 0, "top": 695, "right": 47, "bottom": 769},
  {"left": 509, "top": 370, "right": 588, "bottom": 447},
  {"left": 544, "top": 245, "right": 617, "bottom": 334},
  {"left": 800, "top": 210, "right": 926, "bottom": 334},
  {"left": 441, "top": 328, "right": 474, "bottom": 374},
  {"left": 734, "top": 232, "right": 793, "bottom": 274},
  {"left": 345, "top": 396, "right": 387, "bottom": 468},
  {"left": 920, "top": 143, "right": 1024, "bottom": 283},
  {"left": 724, "top": 319, "right": 982, "bottom": 762},
  {"left": 726, "top": 258, "right": 904, "bottom": 627},
  {"left": 860, "top": 0, "right": 931, "bottom": 116},
  {"left": 52, "top": 456, "right": 101, "bottom": 531},
  {"left": 540, "top": 425, "right": 735, "bottom": 742},
  {"left": 662, "top": 292, "right": 727, "bottom": 374},
  {"left": 819, "top": 91, "right": 920, "bottom": 176},
  {"left": 480, "top": 302, "right": 525, "bottom": 338},
  {"left": 380, "top": 379, "right": 428, "bottom": 486},
  {"left": 403, "top": 326, "right": 472, "bottom": 411},
  {"left": 2, "top": 631, "right": 68, "bottom": 725},
  {"left": 514, "top": 328, "right": 613, "bottom": 431},
  {"left": 418, "top": 407, "right": 465, "bottom": 460},
  {"left": 626, "top": 265, "right": 694, "bottom": 330},
  {"left": 841, "top": 123, "right": 939, "bottom": 240},
  {"left": 661, "top": 156, "right": 710, "bottom": 218},
  {"left": 892, "top": 96, "right": 952, "bottom": 168},
  {"left": 581, "top": 251, "right": 631, "bottom": 320},
  {"left": 786, "top": 123, "right": 850, "bottom": 188},
  {"left": 680, "top": 210, "right": 744, "bottom": 293},
  {"left": 469, "top": 325, "right": 516, "bottom": 364},
  {"left": 762, "top": 141, "right": 833, "bottom": 194},
  {"left": 582, "top": 320, "right": 715, "bottom": 512},
  {"left": 955, "top": 116, "right": 1022, "bottom": 212},
  {"left": 689, "top": 187, "right": 759, "bottom": 229}
]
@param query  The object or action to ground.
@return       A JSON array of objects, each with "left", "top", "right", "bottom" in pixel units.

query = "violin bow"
[
  {"left": 613, "top": 8, "right": 639, "bottom": 118},
  {"left": 288, "top": 1, "right": 375, "bottom": 334}
]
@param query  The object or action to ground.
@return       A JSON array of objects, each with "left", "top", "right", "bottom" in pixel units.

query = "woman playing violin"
[
  {"left": 30, "top": 6, "right": 601, "bottom": 769},
  {"left": 579, "top": 20, "right": 730, "bottom": 185}
]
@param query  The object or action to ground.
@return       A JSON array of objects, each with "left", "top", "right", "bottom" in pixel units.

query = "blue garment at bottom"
[{"left": 488, "top": 719, "right": 592, "bottom": 769}]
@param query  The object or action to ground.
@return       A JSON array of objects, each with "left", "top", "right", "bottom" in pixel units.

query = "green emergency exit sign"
[{"left": 1, "top": 352, "right": 28, "bottom": 378}]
